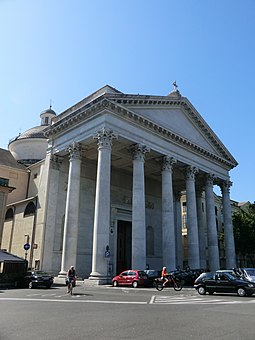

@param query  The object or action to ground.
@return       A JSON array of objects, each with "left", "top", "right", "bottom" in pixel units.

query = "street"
[{"left": 1, "top": 282, "right": 255, "bottom": 340}]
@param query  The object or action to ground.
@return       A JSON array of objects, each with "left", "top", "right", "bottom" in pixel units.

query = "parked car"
[
  {"left": 144, "top": 270, "right": 161, "bottom": 286},
  {"left": 112, "top": 270, "right": 149, "bottom": 288},
  {"left": 238, "top": 268, "right": 255, "bottom": 283},
  {"left": 23, "top": 270, "right": 54, "bottom": 289},
  {"left": 194, "top": 270, "right": 255, "bottom": 297}
]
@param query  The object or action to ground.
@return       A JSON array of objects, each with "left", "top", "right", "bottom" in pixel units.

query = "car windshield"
[
  {"left": 245, "top": 269, "right": 255, "bottom": 276},
  {"left": 224, "top": 272, "right": 239, "bottom": 280}
]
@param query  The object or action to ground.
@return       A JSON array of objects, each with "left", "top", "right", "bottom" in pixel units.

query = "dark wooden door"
[{"left": 117, "top": 220, "right": 132, "bottom": 274}]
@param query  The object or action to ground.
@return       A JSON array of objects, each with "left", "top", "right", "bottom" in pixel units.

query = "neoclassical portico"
[{"left": 41, "top": 85, "right": 237, "bottom": 282}]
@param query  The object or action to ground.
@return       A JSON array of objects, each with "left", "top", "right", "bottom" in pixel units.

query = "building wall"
[{"left": 0, "top": 167, "right": 28, "bottom": 205}]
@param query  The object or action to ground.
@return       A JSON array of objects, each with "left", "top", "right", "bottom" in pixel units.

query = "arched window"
[
  {"left": 146, "top": 226, "right": 154, "bottom": 256},
  {"left": 5, "top": 208, "right": 14, "bottom": 221},
  {"left": 24, "top": 202, "right": 36, "bottom": 217}
]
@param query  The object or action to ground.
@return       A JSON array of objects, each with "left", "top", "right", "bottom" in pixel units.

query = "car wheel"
[
  {"left": 237, "top": 287, "right": 246, "bottom": 297},
  {"left": 46, "top": 284, "right": 52, "bottom": 289},
  {"left": 132, "top": 281, "right": 138, "bottom": 288},
  {"left": 28, "top": 282, "right": 33, "bottom": 289},
  {"left": 198, "top": 286, "right": 206, "bottom": 295},
  {"left": 112, "top": 280, "right": 118, "bottom": 287}
]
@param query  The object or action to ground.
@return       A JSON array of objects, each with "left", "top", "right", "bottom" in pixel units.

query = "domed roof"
[
  {"left": 40, "top": 108, "right": 56, "bottom": 116},
  {"left": 10, "top": 125, "right": 46, "bottom": 143}
]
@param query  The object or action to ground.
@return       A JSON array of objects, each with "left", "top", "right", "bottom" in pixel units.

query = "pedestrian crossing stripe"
[{"left": 150, "top": 295, "right": 255, "bottom": 305}]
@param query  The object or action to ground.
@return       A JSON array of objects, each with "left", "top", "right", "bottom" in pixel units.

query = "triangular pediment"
[
  {"left": 105, "top": 93, "right": 237, "bottom": 167},
  {"left": 131, "top": 107, "right": 216, "bottom": 153}
]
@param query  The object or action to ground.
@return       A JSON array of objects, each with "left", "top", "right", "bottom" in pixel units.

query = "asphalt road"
[{"left": 1, "top": 282, "right": 255, "bottom": 340}]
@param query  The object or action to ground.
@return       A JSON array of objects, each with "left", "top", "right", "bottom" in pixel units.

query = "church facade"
[{"left": 1, "top": 85, "right": 238, "bottom": 283}]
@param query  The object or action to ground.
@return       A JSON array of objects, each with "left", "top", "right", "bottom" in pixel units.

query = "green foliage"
[{"left": 233, "top": 203, "right": 255, "bottom": 264}]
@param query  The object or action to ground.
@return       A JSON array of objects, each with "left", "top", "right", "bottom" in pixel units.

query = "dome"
[
  {"left": 13, "top": 125, "right": 47, "bottom": 141},
  {"left": 8, "top": 107, "right": 57, "bottom": 166},
  {"left": 40, "top": 108, "right": 56, "bottom": 116}
]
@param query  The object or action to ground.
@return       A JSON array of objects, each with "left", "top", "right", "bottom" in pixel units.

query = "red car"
[{"left": 112, "top": 270, "right": 149, "bottom": 288}]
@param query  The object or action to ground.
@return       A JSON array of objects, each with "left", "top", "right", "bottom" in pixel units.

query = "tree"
[{"left": 232, "top": 203, "right": 255, "bottom": 266}]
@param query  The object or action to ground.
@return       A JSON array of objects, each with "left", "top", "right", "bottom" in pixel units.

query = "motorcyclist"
[{"left": 161, "top": 266, "right": 169, "bottom": 286}]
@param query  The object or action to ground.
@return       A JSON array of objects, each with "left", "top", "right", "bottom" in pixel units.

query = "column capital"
[
  {"left": 206, "top": 173, "right": 216, "bottom": 187},
  {"left": 94, "top": 127, "right": 117, "bottom": 150},
  {"left": 131, "top": 144, "right": 150, "bottom": 161},
  {"left": 185, "top": 165, "right": 199, "bottom": 180},
  {"left": 161, "top": 156, "right": 177, "bottom": 172},
  {"left": 220, "top": 179, "right": 232, "bottom": 194},
  {"left": 67, "top": 142, "right": 82, "bottom": 161}
]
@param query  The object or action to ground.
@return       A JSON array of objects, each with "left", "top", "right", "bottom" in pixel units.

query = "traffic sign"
[
  {"left": 24, "top": 243, "right": 30, "bottom": 251},
  {"left": 105, "top": 250, "right": 110, "bottom": 258}
]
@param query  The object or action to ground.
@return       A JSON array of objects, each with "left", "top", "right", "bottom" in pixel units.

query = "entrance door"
[{"left": 117, "top": 220, "right": 132, "bottom": 274}]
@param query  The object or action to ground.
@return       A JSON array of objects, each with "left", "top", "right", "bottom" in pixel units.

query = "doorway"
[{"left": 116, "top": 220, "right": 132, "bottom": 274}]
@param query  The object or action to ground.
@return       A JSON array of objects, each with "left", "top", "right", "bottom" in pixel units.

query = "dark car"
[
  {"left": 144, "top": 270, "right": 161, "bottom": 286},
  {"left": 23, "top": 270, "right": 54, "bottom": 289},
  {"left": 112, "top": 270, "right": 149, "bottom": 288},
  {"left": 194, "top": 270, "right": 255, "bottom": 297}
]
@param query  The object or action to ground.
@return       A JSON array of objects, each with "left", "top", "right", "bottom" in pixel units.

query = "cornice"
[{"left": 44, "top": 96, "right": 237, "bottom": 170}]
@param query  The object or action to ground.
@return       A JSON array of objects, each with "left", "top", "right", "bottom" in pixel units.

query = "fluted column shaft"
[
  {"left": 90, "top": 128, "right": 116, "bottom": 282},
  {"left": 221, "top": 180, "right": 236, "bottom": 268},
  {"left": 175, "top": 192, "right": 183, "bottom": 269},
  {"left": 132, "top": 144, "right": 149, "bottom": 269},
  {"left": 59, "top": 142, "right": 82, "bottom": 275},
  {"left": 205, "top": 174, "right": 219, "bottom": 271},
  {"left": 161, "top": 156, "right": 176, "bottom": 271},
  {"left": 196, "top": 189, "right": 207, "bottom": 269},
  {"left": 186, "top": 166, "right": 200, "bottom": 269}
]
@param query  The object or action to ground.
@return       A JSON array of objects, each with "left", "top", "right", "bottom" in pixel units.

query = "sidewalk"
[{"left": 53, "top": 276, "right": 112, "bottom": 287}]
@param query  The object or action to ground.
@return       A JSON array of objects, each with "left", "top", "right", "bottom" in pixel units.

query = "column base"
[
  {"left": 89, "top": 272, "right": 111, "bottom": 285},
  {"left": 58, "top": 271, "right": 67, "bottom": 278}
]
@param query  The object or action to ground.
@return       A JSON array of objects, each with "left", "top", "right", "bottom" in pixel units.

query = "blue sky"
[{"left": 0, "top": 0, "right": 254, "bottom": 202}]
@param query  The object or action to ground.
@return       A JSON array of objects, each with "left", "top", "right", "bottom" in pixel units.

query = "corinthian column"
[
  {"left": 59, "top": 142, "right": 82, "bottom": 276},
  {"left": 196, "top": 188, "right": 207, "bottom": 269},
  {"left": 131, "top": 144, "right": 150, "bottom": 269},
  {"left": 90, "top": 128, "right": 117, "bottom": 283},
  {"left": 205, "top": 173, "right": 220, "bottom": 271},
  {"left": 161, "top": 156, "right": 176, "bottom": 271},
  {"left": 221, "top": 180, "right": 236, "bottom": 268},
  {"left": 185, "top": 166, "right": 200, "bottom": 269},
  {"left": 175, "top": 191, "right": 183, "bottom": 269}
]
